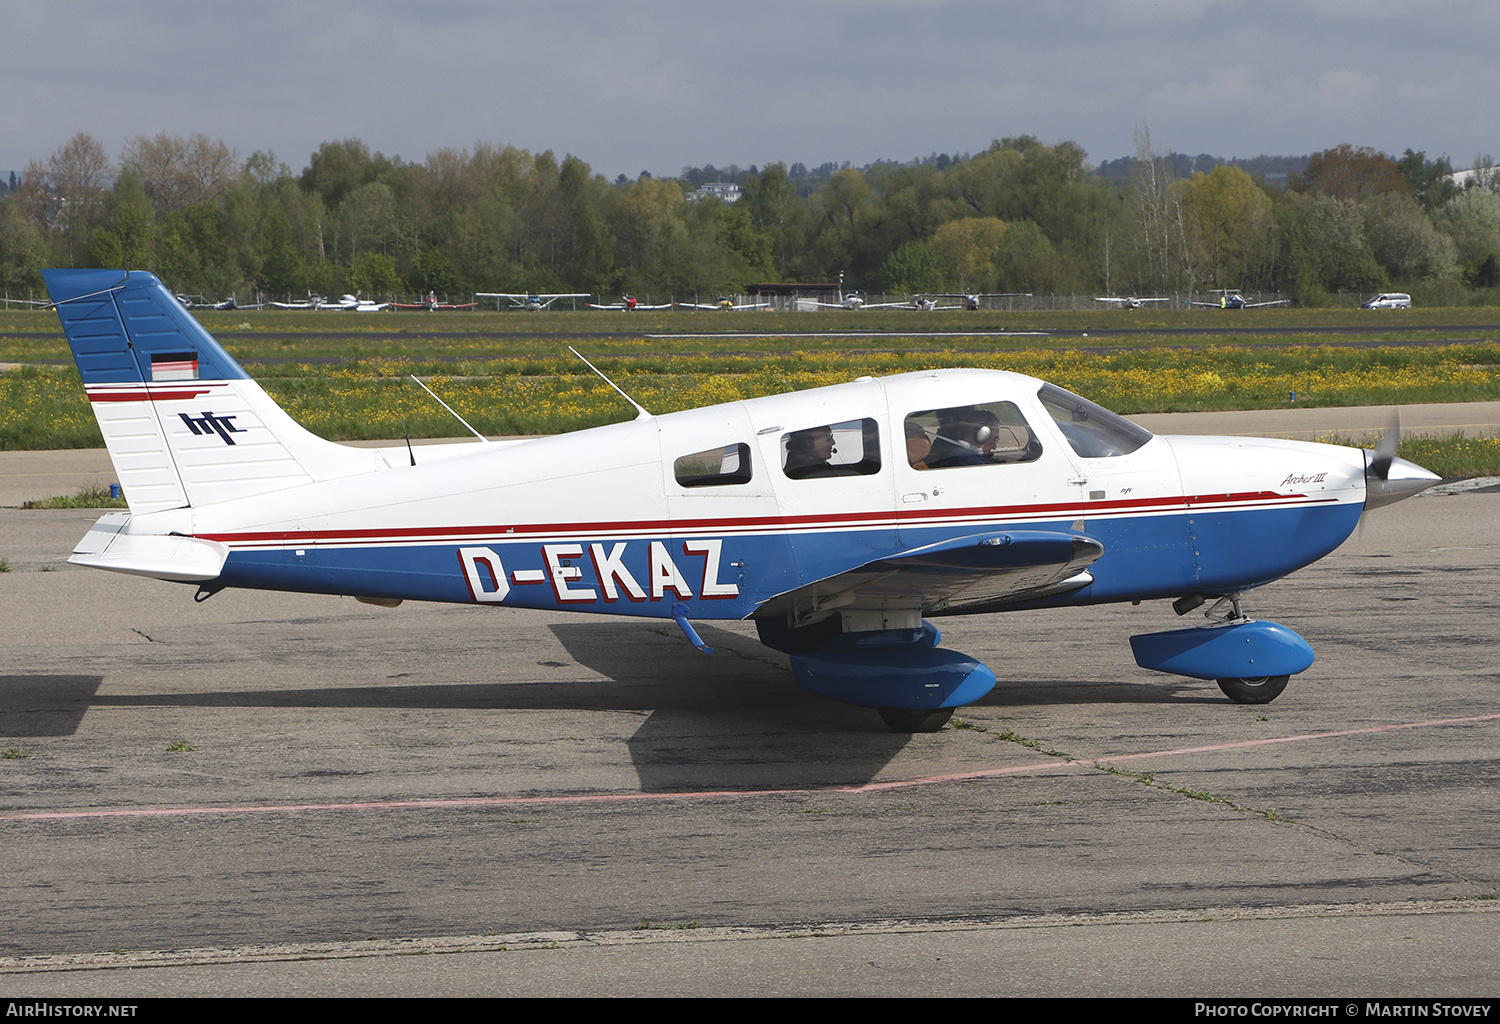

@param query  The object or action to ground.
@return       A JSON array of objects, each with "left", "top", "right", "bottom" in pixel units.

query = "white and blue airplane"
[
  {"left": 43, "top": 269, "right": 1439, "bottom": 731},
  {"left": 476, "top": 291, "right": 590, "bottom": 311},
  {"left": 1094, "top": 296, "right": 1170, "bottom": 310}
]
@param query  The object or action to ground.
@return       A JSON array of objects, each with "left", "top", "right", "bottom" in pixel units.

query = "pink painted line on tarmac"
[
  {"left": 843, "top": 712, "right": 1500, "bottom": 792},
  {"left": 3, "top": 712, "right": 1496, "bottom": 823}
]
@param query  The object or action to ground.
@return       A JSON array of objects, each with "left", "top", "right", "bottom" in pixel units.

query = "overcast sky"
[{"left": 5, "top": 0, "right": 1498, "bottom": 181}]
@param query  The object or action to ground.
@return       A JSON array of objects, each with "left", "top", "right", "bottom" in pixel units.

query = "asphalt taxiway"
[{"left": 0, "top": 437, "right": 1497, "bottom": 996}]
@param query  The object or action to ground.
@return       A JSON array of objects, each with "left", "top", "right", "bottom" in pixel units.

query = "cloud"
[{"left": 2, "top": 0, "right": 1496, "bottom": 179}]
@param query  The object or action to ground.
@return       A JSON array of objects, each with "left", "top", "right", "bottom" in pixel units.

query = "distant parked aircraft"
[
  {"left": 324, "top": 292, "right": 388, "bottom": 312},
  {"left": 930, "top": 293, "right": 1032, "bottom": 311},
  {"left": 678, "top": 297, "right": 773, "bottom": 311},
  {"left": 268, "top": 294, "right": 327, "bottom": 310},
  {"left": 586, "top": 296, "right": 676, "bottom": 311},
  {"left": 391, "top": 292, "right": 478, "bottom": 311},
  {"left": 814, "top": 272, "right": 874, "bottom": 310},
  {"left": 477, "top": 292, "right": 590, "bottom": 311},
  {"left": 269, "top": 293, "right": 388, "bottom": 311},
  {"left": 1094, "top": 296, "right": 1169, "bottom": 310},
  {"left": 1188, "top": 290, "right": 1289, "bottom": 309}
]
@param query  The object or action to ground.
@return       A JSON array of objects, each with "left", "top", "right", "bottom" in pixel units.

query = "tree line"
[{"left": 3, "top": 130, "right": 1499, "bottom": 304}]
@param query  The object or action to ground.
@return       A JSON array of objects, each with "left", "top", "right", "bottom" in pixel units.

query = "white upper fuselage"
[{"left": 123, "top": 368, "right": 1369, "bottom": 619}]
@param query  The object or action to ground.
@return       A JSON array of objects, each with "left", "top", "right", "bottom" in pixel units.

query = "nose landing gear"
[{"left": 1132, "top": 591, "right": 1314, "bottom": 704}]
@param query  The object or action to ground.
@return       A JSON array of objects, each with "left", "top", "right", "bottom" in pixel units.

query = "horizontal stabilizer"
[{"left": 71, "top": 512, "right": 227, "bottom": 582}]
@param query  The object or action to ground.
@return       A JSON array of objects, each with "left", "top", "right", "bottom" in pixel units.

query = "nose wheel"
[{"left": 1216, "top": 674, "right": 1290, "bottom": 704}]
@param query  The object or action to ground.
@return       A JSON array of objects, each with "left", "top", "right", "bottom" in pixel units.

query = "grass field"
[
  {"left": 6, "top": 304, "right": 1500, "bottom": 362},
  {"left": 5, "top": 305, "right": 1500, "bottom": 476}
]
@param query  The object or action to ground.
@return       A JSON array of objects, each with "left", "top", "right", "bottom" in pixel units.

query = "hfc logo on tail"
[{"left": 179, "top": 411, "right": 244, "bottom": 445}]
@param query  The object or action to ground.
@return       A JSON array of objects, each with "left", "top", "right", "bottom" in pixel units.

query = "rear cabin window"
[
  {"left": 1037, "top": 383, "right": 1152, "bottom": 458},
  {"left": 674, "top": 443, "right": 752, "bottom": 487},
  {"left": 780, "top": 418, "right": 881, "bottom": 479},
  {"left": 904, "top": 402, "right": 1042, "bottom": 469}
]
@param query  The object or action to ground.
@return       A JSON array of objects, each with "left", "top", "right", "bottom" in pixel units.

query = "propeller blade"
[
  {"left": 1368, "top": 408, "right": 1401, "bottom": 481},
  {"left": 1363, "top": 408, "right": 1439, "bottom": 511}
]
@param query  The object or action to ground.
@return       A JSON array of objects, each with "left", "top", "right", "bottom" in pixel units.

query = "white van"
[{"left": 1362, "top": 293, "right": 1412, "bottom": 309}]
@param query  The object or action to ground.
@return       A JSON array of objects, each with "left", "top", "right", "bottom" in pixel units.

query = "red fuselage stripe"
[{"left": 196, "top": 491, "right": 1335, "bottom": 547}]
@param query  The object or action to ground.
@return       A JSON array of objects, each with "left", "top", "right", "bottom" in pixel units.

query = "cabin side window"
[
  {"left": 904, "top": 402, "right": 1042, "bottom": 470},
  {"left": 674, "top": 443, "right": 753, "bottom": 487},
  {"left": 1036, "top": 383, "right": 1152, "bottom": 458},
  {"left": 780, "top": 418, "right": 881, "bottom": 479}
]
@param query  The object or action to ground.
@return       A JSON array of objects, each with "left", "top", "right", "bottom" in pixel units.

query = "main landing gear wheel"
[
  {"left": 1216, "top": 675, "right": 1290, "bottom": 704},
  {"left": 878, "top": 707, "right": 954, "bottom": 732}
]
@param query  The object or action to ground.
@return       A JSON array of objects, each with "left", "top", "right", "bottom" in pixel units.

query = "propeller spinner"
[{"left": 1364, "top": 410, "right": 1441, "bottom": 510}]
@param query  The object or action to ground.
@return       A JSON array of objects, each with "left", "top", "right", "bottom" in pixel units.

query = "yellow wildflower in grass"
[{"left": 9, "top": 345, "right": 1500, "bottom": 470}]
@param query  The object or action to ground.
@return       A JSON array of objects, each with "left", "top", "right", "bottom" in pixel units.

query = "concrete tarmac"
[
  {"left": 2, "top": 394, "right": 1499, "bottom": 996},
  {"left": 1, "top": 483, "right": 1497, "bottom": 995}
]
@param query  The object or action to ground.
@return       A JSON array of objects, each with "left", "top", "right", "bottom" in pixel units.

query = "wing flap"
[{"left": 760, "top": 530, "right": 1104, "bottom": 621}]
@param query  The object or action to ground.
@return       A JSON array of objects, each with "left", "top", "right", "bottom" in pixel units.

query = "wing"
[
  {"left": 1094, "top": 298, "right": 1127, "bottom": 305},
  {"left": 1245, "top": 299, "right": 1290, "bottom": 307},
  {"left": 756, "top": 530, "right": 1104, "bottom": 622}
]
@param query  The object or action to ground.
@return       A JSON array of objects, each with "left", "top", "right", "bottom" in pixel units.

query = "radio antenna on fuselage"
[
  {"left": 569, "top": 346, "right": 652, "bottom": 420},
  {"left": 408, "top": 375, "right": 490, "bottom": 443}
]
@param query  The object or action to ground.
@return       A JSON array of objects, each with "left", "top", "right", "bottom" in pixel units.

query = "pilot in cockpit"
[
  {"left": 783, "top": 425, "right": 839, "bottom": 478},
  {"left": 926, "top": 407, "right": 999, "bottom": 467}
]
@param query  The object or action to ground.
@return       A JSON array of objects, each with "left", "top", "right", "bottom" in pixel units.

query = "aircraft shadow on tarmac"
[
  {"left": 0, "top": 625, "right": 1215, "bottom": 791},
  {"left": 0, "top": 675, "right": 104, "bottom": 737},
  {"left": 0, "top": 635, "right": 1216, "bottom": 734}
]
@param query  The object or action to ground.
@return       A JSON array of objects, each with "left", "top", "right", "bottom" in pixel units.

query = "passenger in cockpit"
[{"left": 905, "top": 419, "right": 933, "bottom": 469}]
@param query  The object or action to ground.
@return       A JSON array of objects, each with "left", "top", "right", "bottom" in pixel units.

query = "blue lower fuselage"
[{"left": 209, "top": 497, "right": 1364, "bottom": 618}]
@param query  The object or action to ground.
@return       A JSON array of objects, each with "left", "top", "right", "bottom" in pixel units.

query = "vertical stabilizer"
[{"left": 43, "top": 269, "right": 387, "bottom": 512}]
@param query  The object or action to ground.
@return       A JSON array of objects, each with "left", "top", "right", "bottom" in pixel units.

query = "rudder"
[{"left": 44, "top": 269, "right": 385, "bottom": 513}]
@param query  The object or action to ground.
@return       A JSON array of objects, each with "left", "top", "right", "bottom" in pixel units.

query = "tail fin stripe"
[{"left": 86, "top": 384, "right": 221, "bottom": 403}]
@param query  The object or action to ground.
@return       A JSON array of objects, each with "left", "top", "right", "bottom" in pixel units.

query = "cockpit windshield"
[{"left": 1037, "top": 383, "right": 1153, "bottom": 458}]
